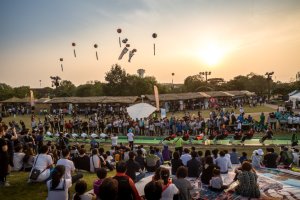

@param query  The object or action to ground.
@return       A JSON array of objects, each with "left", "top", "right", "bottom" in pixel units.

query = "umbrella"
[{"left": 127, "top": 103, "right": 157, "bottom": 120}]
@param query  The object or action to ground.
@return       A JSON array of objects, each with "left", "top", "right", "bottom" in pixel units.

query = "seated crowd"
[{"left": 1, "top": 120, "right": 300, "bottom": 200}]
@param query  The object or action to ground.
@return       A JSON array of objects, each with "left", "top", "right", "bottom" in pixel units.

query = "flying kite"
[
  {"left": 128, "top": 49, "right": 137, "bottom": 62},
  {"left": 152, "top": 33, "right": 157, "bottom": 55},
  {"left": 59, "top": 58, "right": 64, "bottom": 72},
  {"left": 72, "top": 42, "right": 77, "bottom": 57},
  {"left": 94, "top": 44, "right": 98, "bottom": 60},
  {"left": 117, "top": 28, "right": 122, "bottom": 47},
  {"left": 118, "top": 39, "right": 129, "bottom": 60}
]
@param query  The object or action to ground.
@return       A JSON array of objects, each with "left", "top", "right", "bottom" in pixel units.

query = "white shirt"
[
  {"left": 215, "top": 156, "right": 230, "bottom": 173},
  {"left": 127, "top": 132, "right": 134, "bottom": 142},
  {"left": 111, "top": 136, "right": 118, "bottom": 146},
  {"left": 180, "top": 154, "right": 192, "bottom": 166},
  {"left": 161, "top": 183, "right": 179, "bottom": 200},
  {"left": 57, "top": 158, "right": 75, "bottom": 179},
  {"left": 47, "top": 178, "right": 72, "bottom": 200},
  {"left": 31, "top": 154, "right": 53, "bottom": 182},
  {"left": 90, "top": 155, "right": 100, "bottom": 172},
  {"left": 13, "top": 152, "right": 25, "bottom": 171}
]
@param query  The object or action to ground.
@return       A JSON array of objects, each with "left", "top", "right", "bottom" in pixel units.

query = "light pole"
[
  {"left": 200, "top": 71, "right": 211, "bottom": 82},
  {"left": 171, "top": 73, "right": 175, "bottom": 90},
  {"left": 39, "top": 80, "right": 42, "bottom": 88},
  {"left": 141, "top": 95, "right": 145, "bottom": 103},
  {"left": 265, "top": 72, "right": 274, "bottom": 102}
]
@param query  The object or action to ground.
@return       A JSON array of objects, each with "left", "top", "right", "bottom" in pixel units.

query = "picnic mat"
[{"left": 135, "top": 167, "right": 300, "bottom": 200}]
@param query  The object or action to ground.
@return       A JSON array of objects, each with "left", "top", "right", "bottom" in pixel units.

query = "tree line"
[{"left": 0, "top": 64, "right": 299, "bottom": 101}]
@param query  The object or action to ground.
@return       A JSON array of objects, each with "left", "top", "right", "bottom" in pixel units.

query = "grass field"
[{"left": 0, "top": 171, "right": 115, "bottom": 200}]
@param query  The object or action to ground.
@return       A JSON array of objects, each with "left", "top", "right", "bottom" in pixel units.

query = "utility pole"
[
  {"left": 200, "top": 71, "right": 211, "bottom": 82},
  {"left": 171, "top": 73, "right": 175, "bottom": 90},
  {"left": 265, "top": 72, "right": 274, "bottom": 102}
]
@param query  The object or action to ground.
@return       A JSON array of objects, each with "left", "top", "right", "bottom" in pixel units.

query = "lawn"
[{"left": 0, "top": 170, "right": 116, "bottom": 200}]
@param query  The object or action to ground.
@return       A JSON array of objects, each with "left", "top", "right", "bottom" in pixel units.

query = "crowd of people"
[{"left": 1, "top": 118, "right": 300, "bottom": 199}]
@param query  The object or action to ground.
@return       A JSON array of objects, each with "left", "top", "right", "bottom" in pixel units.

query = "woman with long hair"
[
  {"left": 46, "top": 165, "right": 72, "bottom": 200},
  {"left": 160, "top": 167, "right": 179, "bottom": 200},
  {"left": 73, "top": 180, "right": 96, "bottom": 200}
]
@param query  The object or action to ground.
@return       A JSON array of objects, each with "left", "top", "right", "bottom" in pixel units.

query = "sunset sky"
[{"left": 1, "top": 0, "right": 300, "bottom": 88}]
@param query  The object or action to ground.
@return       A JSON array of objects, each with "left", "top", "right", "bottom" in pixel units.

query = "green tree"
[
  {"left": 0, "top": 83, "right": 14, "bottom": 101},
  {"left": 75, "top": 81, "right": 104, "bottom": 97},
  {"left": 183, "top": 74, "right": 210, "bottom": 92},
  {"left": 103, "top": 64, "right": 128, "bottom": 96},
  {"left": 13, "top": 86, "right": 30, "bottom": 98},
  {"left": 54, "top": 80, "right": 76, "bottom": 97}
]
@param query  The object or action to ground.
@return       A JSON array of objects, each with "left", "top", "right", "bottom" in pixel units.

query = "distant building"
[
  {"left": 296, "top": 72, "right": 300, "bottom": 81},
  {"left": 137, "top": 69, "right": 145, "bottom": 78}
]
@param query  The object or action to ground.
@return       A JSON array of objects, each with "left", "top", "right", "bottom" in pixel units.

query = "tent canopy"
[{"left": 126, "top": 103, "right": 157, "bottom": 120}]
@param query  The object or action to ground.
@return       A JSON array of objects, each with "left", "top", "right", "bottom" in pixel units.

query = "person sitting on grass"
[
  {"left": 209, "top": 169, "right": 228, "bottom": 192},
  {"left": 46, "top": 165, "right": 72, "bottom": 200},
  {"left": 12, "top": 144, "right": 25, "bottom": 171},
  {"left": 73, "top": 179, "right": 96, "bottom": 200},
  {"left": 57, "top": 149, "right": 83, "bottom": 184},
  {"left": 187, "top": 151, "right": 201, "bottom": 177},
  {"left": 73, "top": 148, "right": 90, "bottom": 172},
  {"left": 93, "top": 168, "right": 107, "bottom": 199},
  {"left": 145, "top": 149, "right": 160, "bottom": 172},
  {"left": 98, "top": 177, "right": 119, "bottom": 200}
]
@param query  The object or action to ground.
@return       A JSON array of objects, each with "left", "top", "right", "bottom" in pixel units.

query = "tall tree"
[
  {"left": 0, "top": 83, "right": 14, "bottom": 101},
  {"left": 13, "top": 86, "right": 30, "bottom": 98},
  {"left": 54, "top": 80, "right": 76, "bottom": 97},
  {"left": 103, "top": 64, "right": 128, "bottom": 96}
]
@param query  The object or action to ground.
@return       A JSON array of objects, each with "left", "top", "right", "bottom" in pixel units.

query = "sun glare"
[{"left": 199, "top": 43, "right": 225, "bottom": 66}]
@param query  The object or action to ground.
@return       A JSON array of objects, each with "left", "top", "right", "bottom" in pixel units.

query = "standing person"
[
  {"left": 173, "top": 166, "right": 193, "bottom": 200},
  {"left": 260, "top": 127, "right": 273, "bottom": 144},
  {"left": 291, "top": 131, "right": 298, "bottom": 147},
  {"left": 113, "top": 161, "right": 141, "bottom": 200},
  {"left": 111, "top": 134, "right": 118, "bottom": 147},
  {"left": 0, "top": 123, "right": 9, "bottom": 186},
  {"left": 160, "top": 167, "right": 179, "bottom": 200},
  {"left": 127, "top": 129, "right": 134, "bottom": 150},
  {"left": 174, "top": 134, "right": 184, "bottom": 156},
  {"left": 46, "top": 165, "right": 72, "bottom": 200},
  {"left": 57, "top": 149, "right": 83, "bottom": 184}
]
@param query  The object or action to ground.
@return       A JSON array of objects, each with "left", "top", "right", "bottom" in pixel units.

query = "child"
[
  {"left": 239, "top": 152, "right": 248, "bottom": 164},
  {"left": 73, "top": 180, "right": 96, "bottom": 200},
  {"left": 46, "top": 165, "right": 72, "bottom": 200},
  {"left": 93, "top": 168, "right": 107, "bottom": 199},
  {"left": 209, "top": 169, "right": 227, "bottom": 192}
]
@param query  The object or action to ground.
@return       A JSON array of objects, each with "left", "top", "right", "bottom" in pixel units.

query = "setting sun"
[{"left": 199, "top": 43, "right": 225, "bottom": 66}]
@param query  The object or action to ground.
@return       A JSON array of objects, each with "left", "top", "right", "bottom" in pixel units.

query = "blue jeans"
[{"left": 135, "top": 172, "right": 145, "bottom": 183}]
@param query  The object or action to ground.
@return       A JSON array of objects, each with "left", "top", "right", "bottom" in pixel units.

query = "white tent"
[
  {"left": 127, "top": 103, "right": 157, "bottom": 120},
  {"left": 289, "top": 92, "right": 300, "bottom": 109}
]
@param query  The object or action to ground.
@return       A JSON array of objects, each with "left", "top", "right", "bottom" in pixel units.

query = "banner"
[
  {"left": 154, "top": 85, "right": 160, "bottom": 111},
  {"left": 161, "top": 108, "right": 166, "bottom": 118},
  {"left": 30, "top": 90, "right": 35, "bottom": 107}
]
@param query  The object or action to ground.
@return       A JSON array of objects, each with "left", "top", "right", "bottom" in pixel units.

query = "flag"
[
  {"left": 154, "top": 85, "right": 159, "bottom": 111},
  {"left": 30, "top": 90, "right": 35, "bottom": 107}
]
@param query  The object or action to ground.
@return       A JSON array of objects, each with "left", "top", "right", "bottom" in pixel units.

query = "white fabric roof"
[{"left": 126, "top": 103, "right": 157, "bottom": 120}]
